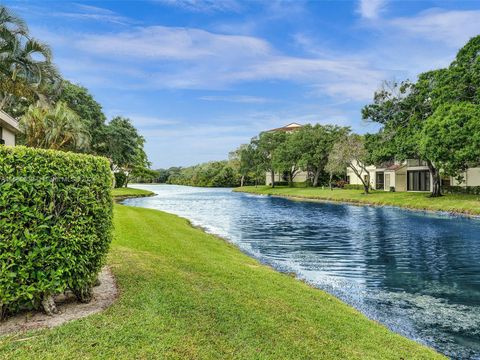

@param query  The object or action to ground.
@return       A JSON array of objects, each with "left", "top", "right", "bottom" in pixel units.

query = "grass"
[
  {"left": 0, "top": 189, "right": 444, "bottom": 359},
  {"left": 111, "top": 186, "right": 154, "bottom": 199},
  {"left": 235, "top": 186, "right": 480, "bottom": 215}
]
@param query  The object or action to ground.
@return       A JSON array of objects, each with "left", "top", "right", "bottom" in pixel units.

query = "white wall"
[{"left": 1, "top": 126, "right": 16, "bottom": 146}]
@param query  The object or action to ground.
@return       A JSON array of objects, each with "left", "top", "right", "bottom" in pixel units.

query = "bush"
[
  {"left": 442, "top": 185, "right": 480, "bottom": 195},
  {"left": 0, "top": 146, "right": 113, "bottom": 316},
  {"left": 114, "top": 171, "right": 126, "bottom": 188},
  {"left": 343, "top": 184, "right": 365, "bottom": 190}
]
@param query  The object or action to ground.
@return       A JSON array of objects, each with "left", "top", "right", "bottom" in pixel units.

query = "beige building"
[
  {"left": 347, "top": 159, "right": 480, "bottom": 191},
  {"left": 0, "top": 110, "right": 20, "bottom": 146},
  {"left": 265, "top": 123, "right": 309, "bottom": 186}
]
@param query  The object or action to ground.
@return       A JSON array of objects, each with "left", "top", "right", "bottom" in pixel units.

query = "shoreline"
[
  {"left": 234, "top": 187, "right": 480, "bottom": 219},
  {"left": 116, "top": 187, "right": 445, "bottom": 357}
]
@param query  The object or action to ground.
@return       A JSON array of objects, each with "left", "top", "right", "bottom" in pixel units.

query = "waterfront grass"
[
  {"left": 0, "top": 198, "right": 444, "bottom": 359},
  {"left": 235, "top": 186, "right": 480, "bottom": 215},
  {"left": 111, "top": 187, "right": 154, "bottom": 199}
]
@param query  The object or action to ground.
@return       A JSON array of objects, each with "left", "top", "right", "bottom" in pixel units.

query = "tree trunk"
[
  {"left": 240, "top": 175, "right": 245, "bottom": 187},
  {"left": 427, "top": 160, "right": 442, "bottom": 197},
  {"left": 313, "top": 168, "right": 321, "bottom": 187},
  {"left": 270, "top": 170, "right": 275, "bottom": 188},
  {"left": 42, "top": 294, "right": 59, "bottom": 316},
  {"left": 363, "top": 183, "right": 370, "bottom": 194},
  {"left": 72, "top": 285, "right": 93, "bottom": 303},
  {"left": 329, "top": 173, "right": 333, "bottom": 190},
  {"left": 288, "top": 172, "right": 293, "bottom": 187}
]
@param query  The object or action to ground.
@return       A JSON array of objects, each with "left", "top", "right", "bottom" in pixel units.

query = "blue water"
[{"left": 124, "top": 184, "right": 480, "bottom": 359}]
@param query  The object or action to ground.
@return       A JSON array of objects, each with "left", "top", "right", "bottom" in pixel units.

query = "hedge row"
[
  {"left": 0, "top": 146, "right": 113, "bottom": 316},
  {"left": 442, "top": 185, "right": 480, "bottom": 195},
  {"left": 343, "top": 184, "right": 365, "bottom": 190}
]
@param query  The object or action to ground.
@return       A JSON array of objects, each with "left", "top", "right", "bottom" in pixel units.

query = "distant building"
[
  {"left": 347, "top": 159, "right": 480, "bottom": 191},
  {"left": 0, "top": 110, "right": 20, "bottom": 146},
  {"left": 265, "top": 123, "right": 308, "bottom": 186}
]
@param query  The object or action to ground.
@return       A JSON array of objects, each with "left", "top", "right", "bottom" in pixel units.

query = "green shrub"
[
  {"left": 344, "top": 184, "right": 365, "bottom": 190},
  {"left": 114, "top": 171, "right": 127, "bottom": 188},
  {"left": 0, "top": 146, "right": 113, "bottom": 316},
  {"left": 442, "top": 185, "right": 480, "bottom": 195}
]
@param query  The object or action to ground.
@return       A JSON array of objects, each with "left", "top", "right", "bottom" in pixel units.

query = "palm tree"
[
  {"left": 20, "top": 102, "right": 90, "bottom": 152},
  {"left": 0, "top": 5, "right": 60, "bottom": 111}
]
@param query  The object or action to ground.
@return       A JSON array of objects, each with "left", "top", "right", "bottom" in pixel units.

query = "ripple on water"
[{"left": 125, "top": 185, "right": 480, "bottom": 359}]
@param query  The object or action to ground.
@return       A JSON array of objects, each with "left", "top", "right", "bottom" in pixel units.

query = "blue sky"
[{"left": 5, "top": 0, "right": 480, "bottom": 168}]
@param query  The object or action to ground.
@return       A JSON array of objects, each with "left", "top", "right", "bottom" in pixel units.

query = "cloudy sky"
[{"left": 6, "top": 0, "right": 480, "bottom": 168}]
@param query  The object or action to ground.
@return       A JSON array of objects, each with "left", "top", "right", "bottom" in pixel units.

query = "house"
[
  {"left": 0, "top": 110, "right": 20, "bottom": 146},
  {"left": 265, "top": 123, "right": 309, "bottom": 186},
  {"left": 347, "top": 159, "right": 480, "bottom": 191}
]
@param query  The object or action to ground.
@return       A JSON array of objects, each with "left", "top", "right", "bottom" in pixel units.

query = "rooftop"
[{"left": 0, "top": 110, "right": 20, "bottom": 134}]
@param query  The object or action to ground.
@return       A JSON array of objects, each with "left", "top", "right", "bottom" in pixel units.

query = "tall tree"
[
  {"left": 256, "top": 130, "right": 286, "bottom": 188},
  {"left": 19, "top": 101, "right": 90, "bottom": 151},
  {"left": 0, "top": 5, "right": 60, "bottom": 112},
  {"left": 104, "top": 116, "right": 148, "bottom": 186},
  {"left": 327, "top": 134, "right": 371, "bottom": 194},
  {"left": 296, "top": 124, "right": 350, "bottom": 187},
  {"left": 420, "top": 103, "right": 480, "bottom": 181},
  {"left": 272, "top": 132, "right": 303, "bottom": 186},
  {"left": 55, "top": 81, "right": 107, "bottom": 154}
]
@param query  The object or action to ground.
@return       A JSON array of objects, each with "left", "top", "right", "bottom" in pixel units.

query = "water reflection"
[{"left": 124, "top": 185, "right": 480, "bottom": 359}]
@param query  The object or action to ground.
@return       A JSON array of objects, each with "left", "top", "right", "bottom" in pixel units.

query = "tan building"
[
  {"left": 0, "top": 110, "right": 20, "bottom": 146},
  {"left": 265, "top": 123, "right": 309, "bottom": 186},
  {"left": 347, "top": 159, "right": 480, "bottom": 191}
]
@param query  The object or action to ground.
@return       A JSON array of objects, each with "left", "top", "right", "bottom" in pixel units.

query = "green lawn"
[
  {"left": 111, "top": 186, "right": 154, "bottom": 199},
  {"left": 235, "top": 186, "right": 480, "bottom": 215},
  {"left": 0, "top": 195, "right": 444, "bottom": 359}
]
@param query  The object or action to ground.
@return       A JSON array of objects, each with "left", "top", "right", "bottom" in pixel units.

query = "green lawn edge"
[
  {"left": 234, "top": 185, "right": 480, "bottom": 216},
  {"left": 112, "top": 186, "right": 155, "bottom": 200},
  {"left": 0, "top": 201, "right": 444, "bottom": 359}
]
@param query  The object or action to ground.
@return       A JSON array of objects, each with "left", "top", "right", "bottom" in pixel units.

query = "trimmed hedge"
[
  {"left": 0, "top": 146, "right": 113, "bottom": 316},
  {"left": 442, "top": 185, "right": 480, "bottom": 195},
  {"left": 114, "top": 171, "right": 127, "bottom": 188},
  {"left": 343, "top": 184, "right": 365, "bottom": 190}
]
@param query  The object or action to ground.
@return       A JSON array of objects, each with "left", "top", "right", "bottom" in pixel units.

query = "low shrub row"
[
  {"left": 343, "top": 184, "right": 365, "bottom": 190},
  {"left": 0, "top": 146, "right": 113, "bottom": 317},
  {"left": 442, "top": 185, "right": 480, "bottom": 195}
]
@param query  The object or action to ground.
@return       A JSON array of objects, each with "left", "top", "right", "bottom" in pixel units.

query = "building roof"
[
  {"left": 0, "top": 110, "right": 20, "bottom": 134},
  {"left": 385, "top": 164, "right": 405, "bottom": 171},
  {"left": 268, "top": 122, "right": 302, "bottom": 132}
]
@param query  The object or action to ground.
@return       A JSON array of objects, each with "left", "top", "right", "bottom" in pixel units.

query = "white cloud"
[
  {"left": 154, "top": 0, "right": 242, "bottom": 13},
  {"left": 358, "top": 0, "right": 386, "bottom": 19},
  {"left": 199, "top": 95, "right": 271, "bottom": 103},
  {"left": 52, "top": 25, "right": 385, "bottom": 99},
  {"left": 389, "top": 9, "right": 480, "bottom": 47}
]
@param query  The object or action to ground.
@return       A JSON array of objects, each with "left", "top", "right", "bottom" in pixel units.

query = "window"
[
  {"left": 375, "top": 172, "right": 384, "bottom": 190},
  {"left": 407, "top": 170, "right": 430, "bottom": 191}
]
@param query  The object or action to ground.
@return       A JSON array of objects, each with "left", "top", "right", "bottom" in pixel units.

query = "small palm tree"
[
  {"left": 0, "top": 5, "right": 60, "bottom": 110},
  {"left": 20, "top": 102, "right": 90, "bottom": 152}
]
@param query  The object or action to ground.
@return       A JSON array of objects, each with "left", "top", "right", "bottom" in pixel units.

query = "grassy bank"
[
  {"left": 112, "top": 187, "right": 154, "bottom": 199},
  {"left": 0, "top": 190, "right": 443, "bottom": 359},
  {"left": 235, "top": 186, "right": 480, "bottom": 215}
]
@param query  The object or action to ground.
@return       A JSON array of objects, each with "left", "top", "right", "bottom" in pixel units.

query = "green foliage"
[
  {"left": 114, "top": 171, "right": 127, "bottom": 188},
  {"left": 19, "top": 101, "right": 90, "bottom": 151},
  {"left": 55, "top": 81, "right": 107, "bottom": 154},
  {"left": 420, "top": 103, "right": 480, "bottom": 177},
  {"left": 0, "top": 5, "right": 60, "bottom": 112},
  {"left": 166, "top": 160, "right": 241, "bottom": 187},
  {"left": 343, "top": 184, "right": 364, "bottom": 190},
  {"left": 443, "top": 186, "right": 480, "bottom": 195},
  {"left": 295, "top": 124, "right": 350, "bottom": 186},
  {"left": 104, "top": 116, "right": 148, "bottom": 170},
  {"left": 0, "top": 146, "right": 113, "bottom": 314}
]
